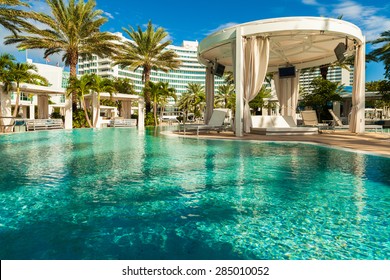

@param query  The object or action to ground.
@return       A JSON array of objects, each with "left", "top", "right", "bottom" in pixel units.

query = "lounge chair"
[
  {"left": 180, "top": 109, "right": 228, "bottom": 135},
  {"left": 109, "top": 118, "right": 137, "bottom": 127},
  {"left": 328, "top": 109, "right": 383, "bottom": 132},
  {"left": 26, "top": 119, "right": 64, "bottom": 131},
  {"left": 301, "top": 110, "right": 329, "bottom": 129}
]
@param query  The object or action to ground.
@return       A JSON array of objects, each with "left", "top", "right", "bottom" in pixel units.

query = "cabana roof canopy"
[
  {"left": 84, "top": 92, "right": 142, "bottom": 101},
  {"left": 198, "top": 17, "right": 364, "bottom": 72}
]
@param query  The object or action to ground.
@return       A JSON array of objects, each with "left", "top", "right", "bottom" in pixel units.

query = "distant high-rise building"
[
  {"left": 77, "top": 33, "right": 225, "bottom": 98},
  {"left": 299, "top": 66, "right": 354, "bottom": 93}
]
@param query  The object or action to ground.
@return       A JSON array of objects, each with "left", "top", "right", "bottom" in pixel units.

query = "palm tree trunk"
[
  {"left": 69, "top": 57, "right": 78, "bottom": 112},
  {"left": 81, "top": 96, "right": 92, "bottom": 128},
  {"left": 144, "top": 69, "right": 151, "bottom": 114},
  {"left": 153, "top": 97, "right": 158, "bottom": 126}
]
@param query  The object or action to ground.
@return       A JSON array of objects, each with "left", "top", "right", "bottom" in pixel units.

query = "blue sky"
[{"left": 1, "top": 0, "right": 390, "bottom": 81}]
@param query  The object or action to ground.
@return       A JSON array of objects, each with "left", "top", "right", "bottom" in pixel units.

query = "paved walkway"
[{"left": 170, "top": 130, "right": 390, "bottom": 157}]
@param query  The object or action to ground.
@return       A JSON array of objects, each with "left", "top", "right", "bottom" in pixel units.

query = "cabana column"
[
  {"left": 138, "top": 99, "right": 145, "bottom": 130},
  {"left": 205, "top": 64, "right": 214, "bottom": 124},
  {"left": 64, "top": 94, "right": 72, "bottom": 129},
  {"left": 37, "top": 95, "right": 49, "bottom": 119},
  {"left": 350, "top": 38, "right": 366, "bottom": 133},
  {"left": 234, "top": 27, "right": 244, "bottom": 136}
]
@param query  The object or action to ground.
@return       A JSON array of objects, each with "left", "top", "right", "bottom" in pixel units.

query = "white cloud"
[
  {"left": 103, "top": 11, "right": 114, "bottom": 19},
  {"left": 330, "top": 1, "right": 390, "bottom": 40},
  {"left": 302, "top": 0, "right": 319, "bottom": 5},
  {"left": 305, "top": 1, "right": 390, "bottom": 41},
  {"left": 206, "top": 22, "right": 238, "bottom": 36}
]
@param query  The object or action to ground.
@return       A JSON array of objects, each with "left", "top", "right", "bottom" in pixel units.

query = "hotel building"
[{"left": 77, "top": 33, "right": 226, "bottom": 98}]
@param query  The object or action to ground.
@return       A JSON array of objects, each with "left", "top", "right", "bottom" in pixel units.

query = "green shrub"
[
  {"left": 72, "top": 109, "right": 91, "bottom": 128},
  {"left": 144, "top": 112, "right": 155, "bottom": 126},
  {"left": 50, "top": 111, "right": 62, "bottom": 119}
]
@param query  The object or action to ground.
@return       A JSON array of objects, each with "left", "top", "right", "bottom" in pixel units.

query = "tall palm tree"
[
  {"left": 0, "top": 0, "right": 32, "bottom": 35},
  {"left": 145, "top": 81, "right": 176, "bottom": 126},
  {"left": 370, "top": 30, "right": 390, "bottom": 79},
  {"left": 7, "top": 62, "right": 48, "bottom": 117},
  {"left": 66, "top": 74, "right": 94, "bottom": 127},
  {"left": 4, "top": 0, "right": 120, "bottom": 110},
  {"left": 112, "top": 20, "right": 181, "bottom": 114},
  {"left": 89, "top": 74, "right": 115, "bottom": 127}
]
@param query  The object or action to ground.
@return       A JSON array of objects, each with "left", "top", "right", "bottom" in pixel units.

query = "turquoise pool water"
[{"left": 0, "top": 128, "right": 389, "bottom": 260}]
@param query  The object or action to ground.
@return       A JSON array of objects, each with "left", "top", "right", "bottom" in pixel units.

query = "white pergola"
[
  {"left": 198, "top": 17, "right": 366, "bottom": 136},
  {"left": 0, "top": 83, "right": 72, "bottom": 129},
  {"left": 84, "top": 92, "right": 144, "bottom": 128}
]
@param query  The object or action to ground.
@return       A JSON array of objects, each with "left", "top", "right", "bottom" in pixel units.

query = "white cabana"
[
  {"left": 198, "top": 17, "right": 366, "bottom": 136},
  {"left": 0, "top": 83, "right": 71, "bottom": 129},
  {"left": 84, "top": 92, "right": 144, "bottom": 129}
]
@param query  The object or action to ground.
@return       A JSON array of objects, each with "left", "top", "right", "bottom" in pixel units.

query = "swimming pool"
[{"left": 0, "top": 128, "right": 389, "bottom": 260}]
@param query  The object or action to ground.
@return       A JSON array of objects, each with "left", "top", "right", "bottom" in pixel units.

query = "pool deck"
[{"left": 170, "top": 130, "right": 390, "bottom": 157}]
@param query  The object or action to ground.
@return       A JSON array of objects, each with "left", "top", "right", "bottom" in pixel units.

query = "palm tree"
[
  {"left": 7, "top": 62, "right": 48, "bottom": 117},
  {"left": 89, "top": 74, "right": 115, "bottom": 127},
  {"left": 66, "top": 74, "right": 94, "bottom": 127},
  {"left": 4, "top": 0, "right": 120, "bottom": 111},
  {"left": 370, "top": 30, "right": 390, "bottom": 79},
  {"left": 215, "top": 84, "right": 235, "bottom": 109},
  {"left": 0, "top": 53, "right": 15, "bottom": 87},
  {"left": 113, "top": 77, "right": 137, "bottom": 95},
  {"left": 145, "top": 81, "right": 176, "bottom": 126},
  {"left": 249, "top": 85, "right": 272, "bottom": 114},
  {"left": 178, "top": 83, "right": 205, "bottom": 122},
  {"left": 112, "top": 20, "right": 181, "bottom": 114},
  {"left": 0, "top": 0, "right": 34, "bottom": 35}
]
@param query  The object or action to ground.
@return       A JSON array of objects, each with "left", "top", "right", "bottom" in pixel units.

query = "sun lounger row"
[
  {"left": 26, "top": 119, "right": 64, "bottom": 131},
  {"left": 109, "top": 118, "right": 137, "bottom": 127},
  {"left": 328, "top": 109, "right": 383, "bottom": 132}
]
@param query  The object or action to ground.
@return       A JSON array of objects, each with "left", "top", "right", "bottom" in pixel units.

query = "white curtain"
[
  {"left": 273, "top": 71, "right": 300, "bottom": 123},
  {"left": 350, "top": 40, "right": 366, "bottom": 133},
  {"left": 290, "top": 70, "right": 300, "bottom": 123},
  {"left": 243, "top": 36, "right": 270, "bottom": 133}
]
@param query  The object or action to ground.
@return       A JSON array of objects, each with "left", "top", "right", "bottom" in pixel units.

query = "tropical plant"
[
  {"left": 223, "top": 71, "right": 234, "bottom": 85},
  {"left": 370, "top": 30, "right": 390, "bottom": 79},
  {"left": 0, "top": 53, "right": 15, "bottom": 93},
  {"left": 66, "top": 74, "right": 95, "bottom": 127},
  {"left": 377, "top": 79, "right": 390, "bottom": 105},
  {"left": 144, "top": 81, "right": 176, "bottom": 126},
  {"left": 4, "top": 0, "right": 120, "bottom": 111},
  {"left": 113, "top": 77, "right": 137, "bottom": 95},
  {"left": 5, "top": 62, "right": 48, "bottom": 117},
  {"left": 177, "top": 83, "right": 205, "bottom": 122},
  {"left": 249, "top": 85, "right": 272, "bottom": 114},
  {"left": 300, "top": 77, "right": 344, "bottom": 120},
  {"left": 112, "top": 20, "right": 181, "bottom": 114},
  {"left": 0, "top": 0, "right": 34, "bottom": 35},
  {"left": 215, "top": 84, "right": 235, "bottom": 109}
]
